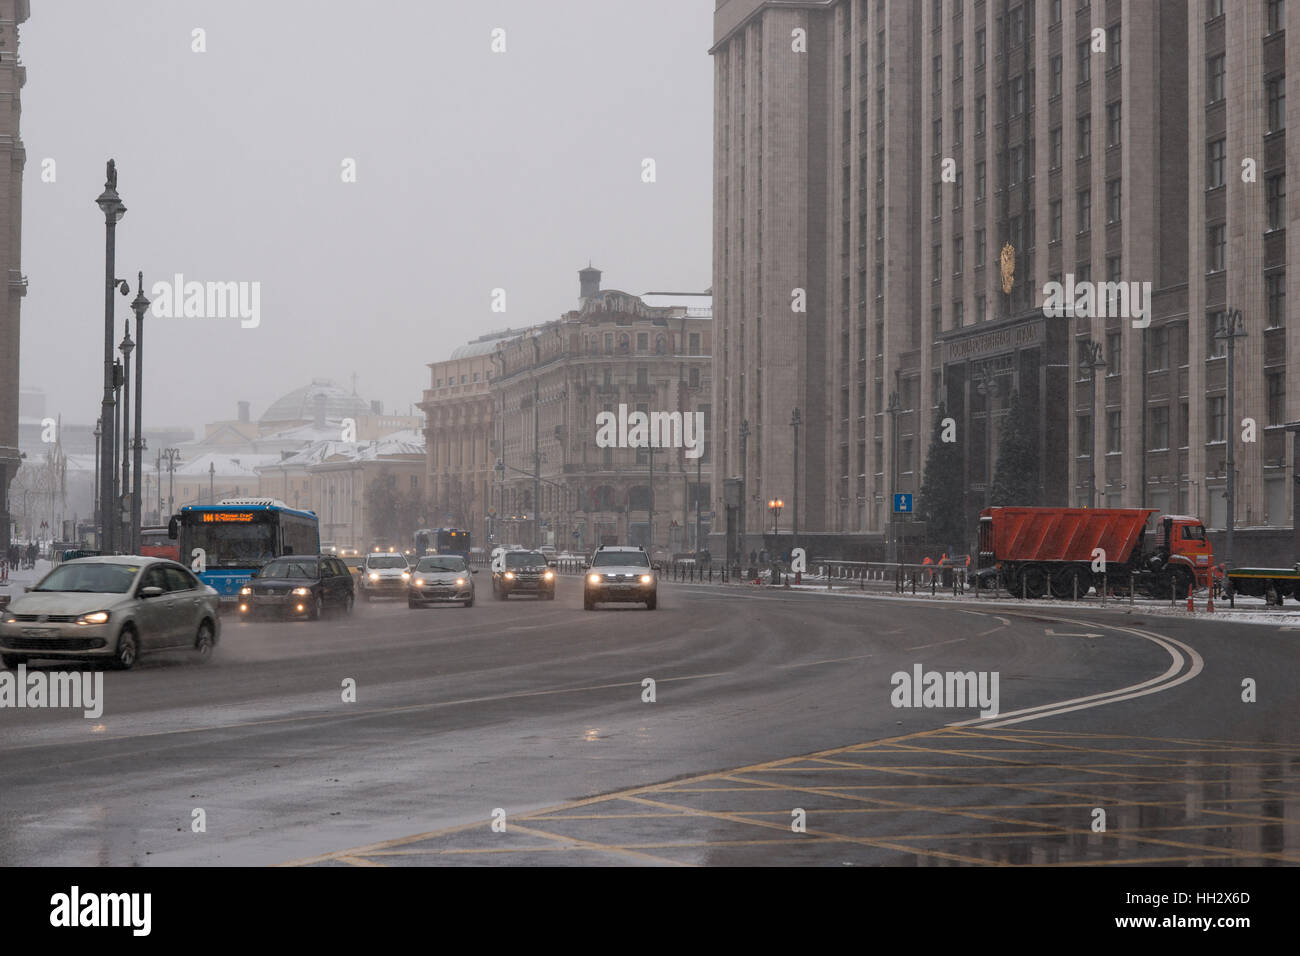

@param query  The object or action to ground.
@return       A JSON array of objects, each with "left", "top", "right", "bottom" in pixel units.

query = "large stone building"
[
  {"left": 711, "top": 0, "right": 1299, "bottom": 563},
  {"left": 490, "top": 268, "right": 713, "bottom": 553},
  {"left": 0, "top": 0, "right": 27, "bottom": 547}
]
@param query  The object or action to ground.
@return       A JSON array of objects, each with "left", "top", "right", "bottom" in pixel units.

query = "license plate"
[{"left": 22, "top": 627, "right": 54, "bottom": 637}]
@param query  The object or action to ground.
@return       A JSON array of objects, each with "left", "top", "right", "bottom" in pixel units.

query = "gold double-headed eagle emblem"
[{"left": 1000, "top": 242, "right": 1015, "bottom": 294}]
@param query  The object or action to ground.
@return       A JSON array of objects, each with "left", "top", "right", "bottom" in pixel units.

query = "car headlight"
[
  {"left": 588, "top": 573, "right": 601, "bottom": 585},
  {"left": 505, "top": 571, "right": 515, "bottom": 580},
  {"left": 1, "top": 614, "right": 15, "bottom": 624},
  {"left": 369, "top": 572, "right": 379, "bottom": 581},
  {"left": 544, "top": 570, "right": 554, "bottom": 580},
  {"left": 456, "top": 578, "right": 465, "bottom": 586},
  {"left": 415, "top": 578, "right": 424, "bottom": 587},
  {"left": 77, "top": 610, "right": 110, "bottom": 625},
  {"left": 401, "top": 571, "right": 411, "bottom": 580},
  {"left": 292, "top": 587, "right": 310, "bottom": 596},
  {"left": 240, "top": 586, "right": 252, "bottom": 596},
  {"left": 640, "top": 574, "right": 652, "bottom": 584}
]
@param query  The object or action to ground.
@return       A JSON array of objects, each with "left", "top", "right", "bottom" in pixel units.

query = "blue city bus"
[{"left": 169, "top": 498, "right": 319, "bottom": 602}]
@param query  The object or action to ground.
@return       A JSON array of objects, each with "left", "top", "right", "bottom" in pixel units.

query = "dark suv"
[
  {"left": 492, "top": 550, "right": 556, "bottom": 600},
  {"left": 239, "top": 554, "right": 355, "bottom": 620}
]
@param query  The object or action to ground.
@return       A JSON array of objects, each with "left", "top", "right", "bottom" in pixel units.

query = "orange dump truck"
[{"left": 977, "top": 507, "right": 1214, "bottom": 599}]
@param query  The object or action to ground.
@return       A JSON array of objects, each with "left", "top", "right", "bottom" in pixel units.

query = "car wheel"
[
  {"left": 113, "top": 628, "right": 138, "bottom": 670},
  {"left": 646, "top": 592, "right": 657, "bottom": 610},
  {"left": 310, "top": 594, "right": 323, "bottom": 620},
  {"left": 465, "top": 596, "right": 474, "bottom": 608},
  {"left": 408, "top": 596, "right": 418, "bottom": 609},
  {"left": 194, "top": 620, "right": 215, "bottom": 662},
  {"left": 362, "top": 589, "right": 372, "bottom": 603},
  {"left": 342, "top": 592, "right": 355, "bottom": 615},
  {"left": 584, "top": 592, "right": 595, "bottom": 611},
  {"left": 1, "top": 654, "right": 24, "bottom": 670}
]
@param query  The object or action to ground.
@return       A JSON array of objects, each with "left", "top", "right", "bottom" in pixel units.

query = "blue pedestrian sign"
[{"left": 893, "top": 493, "right": 913, "bottom": 514}]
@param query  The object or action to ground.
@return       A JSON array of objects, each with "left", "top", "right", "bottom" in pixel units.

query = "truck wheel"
[
  {"left": 1021, "top": 566, "right": 1048, "bottom": 599},
  {"left": 1050, "top": 567, "right": 1089, "bottom": 600}
]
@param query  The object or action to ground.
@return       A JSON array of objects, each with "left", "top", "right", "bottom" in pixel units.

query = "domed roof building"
[{"left": 259, "top": 379, "right": 372, "bottom": 432}]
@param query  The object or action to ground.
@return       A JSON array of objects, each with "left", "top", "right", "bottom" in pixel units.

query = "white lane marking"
[
  {"left": 906, "top": 637, "right": 968, "bottom": 650},
  {"left": 1044, "top": 628, "right": 1103, "bottom": 639},
  {"left": 948, "top": 623, "right": 1204, "bottom": 729}
]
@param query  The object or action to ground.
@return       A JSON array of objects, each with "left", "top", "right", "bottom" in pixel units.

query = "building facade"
[
  {"left": 712, "top": 0, "right": 1299, "bottom": 562},
  {"left": 487, "top": 268, "right": 713, "bottom": 554},
  {"left": 0, "top": 0, "right": 27, "bottom": 547}
]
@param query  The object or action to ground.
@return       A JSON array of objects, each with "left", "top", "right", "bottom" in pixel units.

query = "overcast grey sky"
[{"left": 20, "top": 0, "right": 713, "bottom": 432}]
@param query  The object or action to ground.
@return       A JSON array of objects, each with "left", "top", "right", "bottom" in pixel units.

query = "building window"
[
  {"left": 1077, "top": 40, "right": 1091, "bottom": 85},
  {"left": 1010, "top": 75, "right": 1025, "bottom": 115},
  {"left": 954, "top": 106, "right": 963, "bottom": 145},
  {"left": 1007, "top": 5, "right": 1025, "bottom": 47},
  {"left": 688, "top": 332, "right": 700, "bottom": 355},
  {"left": 636, "top": 367, "right": 649, "bottom": 388},
  {"left": 1010, "top": 145, "right": 1024, "bottom": 185},
  {"left": 1267, "top": 372, "right": 1286, "bottom": 425},
  {"left": 1077, "top": 115, "right": 1091, "bottom": 158},
  {"left": 1267, "top": 0, "right": 1285, "bottom": 34},
  {"left": 604, "top": 332, "right": 613, "bottom": 353},
  {"left": 1207, "top": 223, "right": 1226, "bottom": 272},
  {"left": 1267, "top": 173, "right": 1286, "bottom": 230},
  {"left": 1149, "top": 326, "right": 1170, "bottom": 370},
  {"left": 1049, "top": 200, "right": 1062, "bottom": 241},
  {"left": 1107, "top": 178, "right": 1122, "bottom": 223},
  {"left": 954, "top": 40, "right": 963, "bottom": 79},
  {"left": 953, "top": 236, "right": 963, "bottom": 274},
  {"left": 933, "top": 55, "right": 942, "bottom": 88},
  {"left": 1051, "top": 0, "right": 1062, "bottom": 24},
  {"left": 1207, "top": 138, "right": 1226, "bottom": 188},
  {"left": 1207, "top": 310, "right": 1227, "bottom": 357},
  {"left": 636, "top": 332, "right": 648, "bottom": 351},
  {"left": 689, "top": 367, "right": 701, "bottom": 389},
  {"left": 1107, "top": 411, "right": 1122, "bottom": 453},
  {"left": 1106, "top": 24, "right": 1121, "bottom": 70},
  {"left": 954, "top": 299, "right": 964, "bottom": 326},
  {"left": 1106, "top": 254, "right": 1122, "bottom": 282},
  {"left": 1077, "top": 189, "right": 1091, "bottom": 233},
  {"left": 1268, "top": 75, "right": 1286, "bottom": 132},
  {"left": 932, "top": 243, "right": 942, "bottom": 281},
  {"left": 975, "top": 27, "right": 985, "bottom": 67},
  {"left": 975, "top": 296, "right": 986, "bottom": 322},
  {"left": 975, "top": 227, "right": 986, "bottom": 265},
  {"left": 1207, "top": 54, "right": 1225, "bottom": 104},
  {"left": 1206, "top": 395, "right": 1226, "bottom": 442},
  {"left": 1050, "top": 55, "right": 1062, "bottom": 96},
  {"left": 1267, "top": 272, "right": 1286, "bottom": 327},
  {"left": 932, "top": 306, "right": 942, "bottom": 336},
  {"left": 1050, "top": 126, "right": 1063, "bottom": 168},
  {"left": 954, "top": 170, "right": 964, "bottom": 206},
  {"left": 1149, "top": 406, "right": 1170, "bottom": 450},
  {"left": 1106, "top": 101, "right": 1122, "bottom": 146},
  {"left": 1077, "top": 416, "right": 1092, "bottom": 456},
  {"left": 1106, "top": 331, "right": 1122, "bottom": 372},
  {"left": 975, "top": 160, "right": 986, "bottom": 200},
  {"left": 1208, "top": 0, "right": 1224, "bottom": 18},
  {"left": 933, "top": 116, "right": 942, "bottom": 154},
  {"left": 975, "top": 95, "right": 986, "bottom": 134},
  {"left": 932, "top": 179, "right": 942, "bottom": 215}
]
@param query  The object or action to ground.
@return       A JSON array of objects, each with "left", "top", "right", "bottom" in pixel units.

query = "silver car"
[
  {"left": 0, "top": 556, "right": 221, "bottom": 670},
  {"left": 360, "top": 552, "right": 410, "bottom": 601},
  {"left": 408, "top": 555, "right": 476, "bottom": 608}
]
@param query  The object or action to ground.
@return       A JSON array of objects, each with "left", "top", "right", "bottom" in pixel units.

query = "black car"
[
  {"left": 238, "top": 554, "right": 355, "bottom": 620},
  {"left": 492, "top": 550, "right": 556, "bottom": 600}
]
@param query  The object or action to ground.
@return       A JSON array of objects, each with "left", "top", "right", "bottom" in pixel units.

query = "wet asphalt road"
[{"left": 0, "top": 574, "right": 1296, "bottom": 866}]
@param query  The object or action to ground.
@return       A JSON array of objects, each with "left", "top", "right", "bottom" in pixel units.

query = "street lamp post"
[
  {"left": 162, "top": 448, "right": 181, "bottom": 517},
  {"left": 1214, "top": 308, "right": 1247, "bottom": 567},
  {"left": 973, "top": 370, "right": 995, "bottom": 509},
  {"left": 92, "top": 419, "right": 102, "bottom": 546},
  {"left": 886, "top": 391, "right": 901, "bottom": 563},
  {"left": 130, "top": 274, "right": 149, "bottom": 553},
  {"left": 112, "top": 359, "right": 123, "bottom": 545},
  {"left": 118, "top": 320, "right": 133, "bottom": 550},
  {"left": 768, "top": 497, "right": 784, "bottom": 537},
  {"left": 739, "top": 419, "right": 750, "bottom": 565},
  {"left": 208, "top": 461, "right": 216, "bottom": 505},
  {"left": 790, "top": 407, "right": 801, "bottom": 554},
  {"left": 1078, "top": 341, "right": 1106, "bottom": 508},
  {"left": 96, "top": 160, "right": 128, "bottom": 554}
]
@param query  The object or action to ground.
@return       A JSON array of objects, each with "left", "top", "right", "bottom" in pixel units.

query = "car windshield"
[
  {"left": 505, "top": 552, "right": 546, "bottom": 568},
  {"left": 367, "top": 556, "right": 408, "bottom": 569},
  {"left": 260, "top": 559, "right": 318, "bottom": 579},
  {"left": 32, "top": 562, "right": 140, "bottom": 594},
  {"left": 591, "top": 550, "right": 649, "bottom": 568},
  {"left": 417, "top": 556, "right": 465, "bottom": 572},
  {"left": 344, "top": 557, "right": 364, "bottom": 569}
]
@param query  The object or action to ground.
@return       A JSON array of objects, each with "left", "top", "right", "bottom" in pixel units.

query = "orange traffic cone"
[{"left": 1187, "top": 584, "right": 1195, "bottom": 613}]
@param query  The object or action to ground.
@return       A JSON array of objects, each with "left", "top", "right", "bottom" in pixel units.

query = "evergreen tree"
[
  {"left": 990, "top": 389, "right": 1040, "bottom": 506},
  {"left": 918, "top": 403, "right": 967, "bottom": 554}
]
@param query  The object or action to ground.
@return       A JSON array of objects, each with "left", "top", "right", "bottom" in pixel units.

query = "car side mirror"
[
  {"left": 652, "top": 563, "right": 662, "bottom": 571},
  {"left": 581, "top": 562, "right": 590, "bottom": 570},
  {"left": 140, "top": 586, "right": 164, "bottom": 599}
]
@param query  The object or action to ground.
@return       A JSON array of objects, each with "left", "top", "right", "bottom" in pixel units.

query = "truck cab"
[{"left": 1153, "top": 515, "right": 1215, "bottom": 588}]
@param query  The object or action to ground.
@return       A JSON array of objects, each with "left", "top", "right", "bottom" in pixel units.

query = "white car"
[{"left": 359, "top": 553, "right": 410, "bottom": 601}]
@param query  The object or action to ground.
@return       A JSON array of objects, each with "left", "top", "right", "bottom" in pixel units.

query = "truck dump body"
[{"left": 981, "top": 507, "right": 1158, "bottom": 566}]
